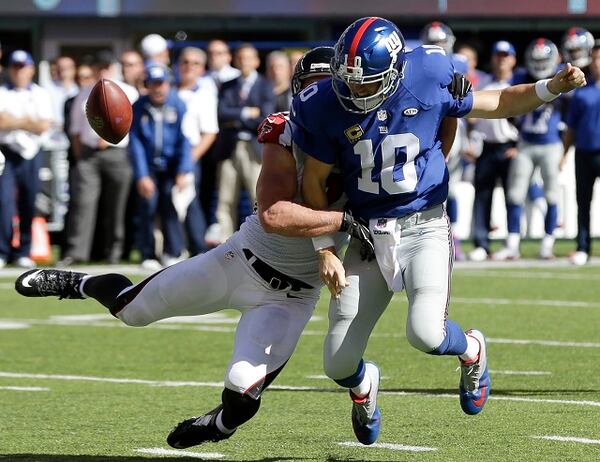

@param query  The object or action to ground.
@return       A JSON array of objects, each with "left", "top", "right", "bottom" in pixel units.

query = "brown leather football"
[{"left": 85, "top": 79, "right": 132, "bottom": 144}]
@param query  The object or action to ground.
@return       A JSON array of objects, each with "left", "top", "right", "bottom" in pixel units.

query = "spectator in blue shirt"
[
  {"left": 564, "top": 42, "right": 600, "bottom": 265},
  {"left": 129, "top": 63, "right": 200, "bottom": 269}
]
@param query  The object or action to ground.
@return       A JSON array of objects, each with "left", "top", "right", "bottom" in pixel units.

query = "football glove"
[
  {"left": 448, "top": 72, "right": 472, "bottom": 100},
  {"left": 340, "top": 211, "right": 375, "bottom": 261}
]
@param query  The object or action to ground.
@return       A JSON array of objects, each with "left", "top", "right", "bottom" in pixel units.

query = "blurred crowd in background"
[{"left": 1, "top": 21, "right": 600, "bottom": 270}]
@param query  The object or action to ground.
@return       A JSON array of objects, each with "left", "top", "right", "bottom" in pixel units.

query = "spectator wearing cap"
[
  {"left": 206, "top": 40, "right": 240, "bottom": 88},
  {"left": 0, "top": 50, "right": 54, "bottom": 269},
  {"left": 60, "top": 50, "right": 139, "bottom": 266},
  {"left": 469, "top": 40, "right": 520, "bottom": 261},
  {"left": 177, "top": 47, "right": 219, "bottom": 254},
  {"left": 129, "top": 63, "right": 198, "bottom": 269},
  {"left": 140, "top": 33, "right": 170, "bottom": 66},
  {"left": 563, "top": 42, "right": 600, "bottom": 265},
  {"left": 207, "top": 43, "right": 275, "bottom": 245}
]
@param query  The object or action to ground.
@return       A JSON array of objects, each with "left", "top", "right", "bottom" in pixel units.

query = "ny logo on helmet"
[{"left": 384, "top": 31, "right": 404, "bottom": 60}]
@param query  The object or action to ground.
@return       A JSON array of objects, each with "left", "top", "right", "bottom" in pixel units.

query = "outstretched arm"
[
  {"left": 467, "top": 63, "right": 586, "bottom": 119},
  {"left": 257, "top": 142, "right": 344, "bottom": 236}
]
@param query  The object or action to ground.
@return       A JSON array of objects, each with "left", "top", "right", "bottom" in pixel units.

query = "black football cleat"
[
  {"left": 15, "top": 269, "right": 86, "bottom": 299},
  {"left": 167, "top": 405, "right": 235, "bottom": 449}
]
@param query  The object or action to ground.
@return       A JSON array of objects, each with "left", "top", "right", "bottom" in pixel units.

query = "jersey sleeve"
[
  {"left": 257, "top": 112, "right": 291, "bottom": 148},
  {"left": 290, "top": 90, "right": 337, "bottom": 165},
  {"left": 446, "top": 91, "right": 474, "bottom": 117}
]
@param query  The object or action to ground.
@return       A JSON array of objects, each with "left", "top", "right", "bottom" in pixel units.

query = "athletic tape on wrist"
[
  {"left": 312, "top": 235, "right": 336, "bottom": 251},
  {"left": 535, "top": 79, "right": 561, "bottom": 102}
]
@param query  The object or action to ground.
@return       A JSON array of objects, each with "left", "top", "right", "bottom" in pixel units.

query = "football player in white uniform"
[{"left": 15, "top": 47, "right": 373, "bottom": 449}]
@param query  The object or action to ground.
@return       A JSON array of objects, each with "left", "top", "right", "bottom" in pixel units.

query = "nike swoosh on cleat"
[
  {"left": 20, "top": 270, "right": 42, "bottom": 288},
  {"left": 472, "top": 386, "right": 488, "bottom": 407}
]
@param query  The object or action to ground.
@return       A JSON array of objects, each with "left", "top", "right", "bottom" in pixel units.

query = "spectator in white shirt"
[{"left": 0, "top": 50, "right": 53, "bottom": 269}]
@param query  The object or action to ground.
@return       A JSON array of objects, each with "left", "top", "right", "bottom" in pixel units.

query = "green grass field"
[{"left": 1, "top": 250, "right": 600, "bottom": 461}]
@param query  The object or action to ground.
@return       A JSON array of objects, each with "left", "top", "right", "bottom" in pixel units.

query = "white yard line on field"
[
  {"left": 134, "top": 448, "right": 225, "bottom": 459},
  {"left": 456, "top": 269, "right": 600, "bottom": 281},
  {"left": 338, "top": 441, "right": 437, "bottom": 452},
  {"left": 452, "top": 297, "right": 600, "bottom": 309},
  {"left": 489, "top": 369, "right": 551, "bottom": 376},
  {"left": 531, "top": 435, "right": 600, "bottom": 445},
  {"left": 489, "top": 337, "right": 600, "bottom": 348},
  {"left": 2, "top": 371, "right": 600, "bottom": 408},
  {"left": 0, "top": 386, "right": 49, "bottom": 391}
]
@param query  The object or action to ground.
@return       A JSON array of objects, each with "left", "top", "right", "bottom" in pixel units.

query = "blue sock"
[
  {"left": 428, "top": 320, "right": 468, "bottom": 356},
  {"left": 507, "top": 204, "right": 522, "bottom": 234},
  {"left": 545, "top": 204, "right": 557, "bottom": 235},
  {"left": 333, "top": 359, "right": 366, "bottom": 388}
]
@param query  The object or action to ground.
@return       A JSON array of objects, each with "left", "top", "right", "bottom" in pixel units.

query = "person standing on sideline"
[
  {"left": 206, "top": 40, "right": 240, "bottom": 89},
  {"left": 129, "top": 63, "right": 198, "bottom": 269},
  {"left": 60, "top": 51, "right": 138, "bottom": 266},
  {"left": 469, "top": 41, "right": 520, "bottom": 261},
  {"left": 0, "top": 50, "right": 53, "bottom": 269},
  {"left": 208, "top": 44, "right": 275, "bottom": 245},
  {"left": 177, "top": 47, "right": 219, "bottom": 255},
  {"left": 266, "top": 50, "right": 293, "bottom": 112},
  {"left": 564, "top": 42, "right": 600, "bottom": 266}
]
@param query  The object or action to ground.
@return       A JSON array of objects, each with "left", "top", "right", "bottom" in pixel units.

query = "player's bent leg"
[
  {"left": 401, "top": 215, "right": 490, "bottom": 414},
  {"left": 117, "top": 244, "right": 245, "bottom": 326}
]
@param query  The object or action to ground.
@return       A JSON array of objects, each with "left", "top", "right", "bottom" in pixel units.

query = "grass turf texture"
[{"left": 1, "top": 257, "right": 600, "bottom": 461}]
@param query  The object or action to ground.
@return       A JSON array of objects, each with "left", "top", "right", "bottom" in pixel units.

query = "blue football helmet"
[
  {"left": 561, "top": 27, "right": 594, "bottom": 68},
  {"left": 331, "top": 17, "right": 406, "bottom": 113},
  {"left": 420, "top": 21, "right": 456, "bottom": 55},
  {"left": 525, "top": 38, "right": 559, "bottom": 80}
]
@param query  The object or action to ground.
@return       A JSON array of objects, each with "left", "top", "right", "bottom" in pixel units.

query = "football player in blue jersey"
[
  {"left": 494, "top": 38, "right": 565, "bottom": 260},
  {"left": 420, "top": 21, "right": 469, "bottom": 75},
  {"left": 292, "top": 16, "right": 586, "bottom": 445}
]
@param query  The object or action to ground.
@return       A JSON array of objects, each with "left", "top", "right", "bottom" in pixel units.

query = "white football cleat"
[
  {"left": 492, "top": 246, "right": 520, "bottom": 261},
  {"left": 569, "top": 251, "right": 589, "bottom": 266},
  {"left": 468, "top": 247, "right": 488, "bottom": 262}
]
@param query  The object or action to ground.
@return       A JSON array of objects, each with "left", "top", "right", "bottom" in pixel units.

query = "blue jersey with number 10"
[{"left": 291, "top": 46, "right": 474, "bottom": 220}]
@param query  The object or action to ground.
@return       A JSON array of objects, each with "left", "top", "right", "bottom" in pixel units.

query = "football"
[{"left": 85, "top": 79, "right": 132, "bottom": 144}]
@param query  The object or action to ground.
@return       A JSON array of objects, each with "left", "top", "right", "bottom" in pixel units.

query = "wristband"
[
  {"left": 312, "top": 235, "right": 336, "bottom": 251},
  {"left": 535, "top": 79, "right": 561, "bottom": 102}
]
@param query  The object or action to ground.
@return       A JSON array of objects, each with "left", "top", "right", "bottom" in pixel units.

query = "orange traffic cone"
[{"left": 30, "top": 216, "right": 52, "bottom": 264}]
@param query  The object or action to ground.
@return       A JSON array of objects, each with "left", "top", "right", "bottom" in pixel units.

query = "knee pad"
[{"left": 221, "top": 387, "right": 261, "bottom": 429}]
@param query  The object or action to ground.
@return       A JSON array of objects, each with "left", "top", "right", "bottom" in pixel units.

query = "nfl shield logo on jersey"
[{"left": 377, "top": 109, "right": 388, "bottom": 121}]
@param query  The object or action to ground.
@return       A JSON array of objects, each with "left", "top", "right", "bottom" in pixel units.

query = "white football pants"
[{"left": 117, "top": 240, "right": 319, "bottom": 397}]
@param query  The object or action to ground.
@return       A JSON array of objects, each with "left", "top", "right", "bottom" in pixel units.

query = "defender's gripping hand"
[
  {"left": 448, "top": 72, "right": 472, "bottom": 100},
  {"left": 340, "top": 211, "right": 375, "bottom": 261}
]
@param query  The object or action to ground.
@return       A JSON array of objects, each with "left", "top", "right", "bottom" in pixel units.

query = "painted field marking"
[
  {"left": 2, "top": 371, "right": 600, "bottom": 408},
  {"left": 3, "top": 316, "right": 600, "bottom": 348},
  {"left": 452, "top": 297, "right": 600, "bottom": 309},
  {"left": 489, "top": 369, "right": 551, "bottom": 376},
  {"left": 338, "top": 441, "right": 437, "bottom": 452},
  {"left": 457, "top": 269, "right": 600, "bottom": 281},
  {"left": 134, "top": 448, "right": 225, "bottom": 459},
  {"left": 531, "top": 435, "right": 600, "bottom": 445},
  {"left": 0, "top": 386, "right": 49, "bottom": 391}
]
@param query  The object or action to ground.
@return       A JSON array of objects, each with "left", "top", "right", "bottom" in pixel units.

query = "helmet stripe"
[{"left": 348, "top": 17, "right": 378, "bottom": 65}]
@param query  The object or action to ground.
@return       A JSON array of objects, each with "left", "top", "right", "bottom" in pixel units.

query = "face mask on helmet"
[
  {"left": 331, "top": 17, "right": 405, "bottom": 114},
  {"left": 562, "top": 27, "right": 594, "bottom": 68},
  {"left": 525, "top": 38, "right": 559, "bottom": 80},
  {"left": 420, "top": 21, "right": 456, "bottom": 55},
  {"left": 291, "top": 46, "right": 335, "bottom": 96}
]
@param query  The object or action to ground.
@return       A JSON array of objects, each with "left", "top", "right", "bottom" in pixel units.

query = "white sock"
[
  {"left": 350, "top": 373, "right": 371, "bottom": 398},
  {"left": 459, "top": 334, "right": 480, "bottom": 362},
  {"left": 215, "top": 410, "right": 236, "bottom": 434},
  {"left": 78, "top": 276, "right": 91, "bottom": 298},
  {"left": 506, "top": 232, "right": 520, "bottom": 251}
]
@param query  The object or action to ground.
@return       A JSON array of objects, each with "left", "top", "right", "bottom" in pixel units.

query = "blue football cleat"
[
  {"left": 459, "top": 329, "right": 491, "bottom": 415},
  {"left": 350, "top": 361, "right": 381, "bottom": 445}
]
